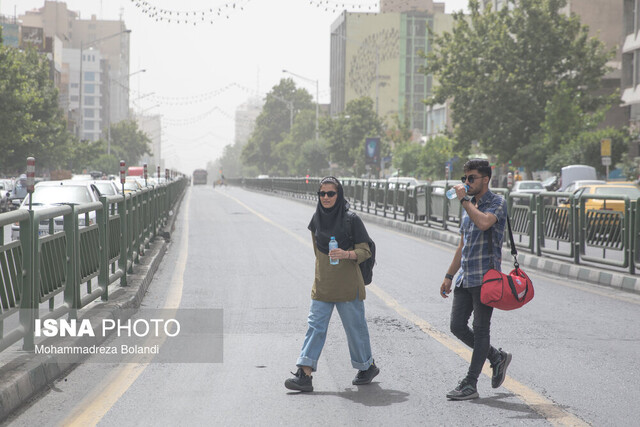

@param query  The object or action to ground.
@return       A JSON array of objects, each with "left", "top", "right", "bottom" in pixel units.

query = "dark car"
[{"left": 8, "top": 176, "right": 28, "bottom": 210}]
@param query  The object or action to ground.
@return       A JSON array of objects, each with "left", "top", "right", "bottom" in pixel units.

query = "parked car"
[
  {"left": 123, "top": 177, "right": 143, "bottom": 194},
  {"left": 510, "top": 180, "right": 546, "bottom": 205},
  {"left": 0, "top": 179, "right": 14, "bottom": 212},
  {"left": 10, "top": 180, "right": 101, "bottom": 240},
  {"left": 8, "top": 175, "right": 28, "bottom": 210},
  {"left": 559, "top": 183, "right": 640, "bottom": 213},
  {"left": 562, "top": 180, "right": 606, "bottom": 195},
  {"left": 90, "top": 180, "right": 121, "bottom": 196}
]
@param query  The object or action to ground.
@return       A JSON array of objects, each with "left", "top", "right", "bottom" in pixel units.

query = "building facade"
[
  {"left": 19, "top": 2, "right": 130, "bottom": 142},
  {"left": 136, "top": 114, "right": 162, "bottom": 172},
  {"left": 330, "top": 3, "right": 453, "bottom": 139},
  {"left": 623, "top": 0, "right": 640, "bottom": 156}
]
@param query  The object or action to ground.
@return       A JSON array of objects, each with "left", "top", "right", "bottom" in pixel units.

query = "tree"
[
  {"left": 0, "top": 37, "right": 74, "bottom": 174},
  {"left": 320, "top": 97, "right": 383, "bottom": 176},
  {"left": 424, "top": 0, "right": 613, "bottom": 170},
  {"left": 241, "top": 79, "right": 314, "bottom": 174},
  {"left": 108, "top": 120, "right": 152, "bottom": 167}
]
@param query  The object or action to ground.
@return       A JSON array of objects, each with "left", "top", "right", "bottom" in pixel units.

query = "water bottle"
[
  {"left": 446, "top": 184, "right": 469, "bottom": 200},
  {"left": 329, "top": 236, "right": 339, "bottom": 265}
]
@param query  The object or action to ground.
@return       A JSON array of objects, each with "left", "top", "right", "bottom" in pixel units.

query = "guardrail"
[
  {"left": 233, "top": 177, "right": 638, "bottom": 276},
  {"left": 0, "top": 178, "right": 187, "bottom": 352}
]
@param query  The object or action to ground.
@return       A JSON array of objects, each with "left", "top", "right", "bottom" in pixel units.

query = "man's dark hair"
[{"left": 463, "top": 158, "right": 492, "bottom": 179}]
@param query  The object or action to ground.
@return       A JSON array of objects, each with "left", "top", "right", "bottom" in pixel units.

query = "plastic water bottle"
[
  {"left": 329, "top": 236, "right": 339, "bottom": 265},
  {"left": 446, "top": 184, "right": 469, "bottom": 200}
]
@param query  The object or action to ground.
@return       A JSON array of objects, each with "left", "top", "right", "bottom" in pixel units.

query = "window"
[
  {"left": 84, "top": 121, "right": 95, "bottom": 130},
  {"left": 70, "top": 95, "right": 79, "bottom": 101},
  {"left": 84, "top": 72, "right": 95, "bottom": 81},
  {"left": 84, "top": 84, "right": 95, "bottom": 94},
  {"left": 84, "top": 109, "right": 94, "bottom": 118},
  {"left": 71, "top": 83, "right": 78, "bottom": 88},
  {"left": 84, "top": 96, "right": 95, "bottom": 106}
]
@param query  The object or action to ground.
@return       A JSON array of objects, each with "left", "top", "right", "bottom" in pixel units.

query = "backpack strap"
[{"left": 344, "top": 211, "right": 355, "bottom": 245}]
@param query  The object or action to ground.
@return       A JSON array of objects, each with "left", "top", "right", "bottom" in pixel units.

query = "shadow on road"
[
  {"left": 287, "top": 383, "right": 409, "bottom": 407},
  {"left": 469, "top": 392, "right": 546, "bottom": 420}
]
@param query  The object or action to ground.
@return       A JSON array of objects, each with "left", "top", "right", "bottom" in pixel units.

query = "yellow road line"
[
  {"left": 222, "top": 189, "right": 589, "bottom": 427},
  {"left": 367, "top": 285, "right": 588, "bottom": 427},
  {"left": 62, "top": 189, "right": 191, "bottom": 426}
]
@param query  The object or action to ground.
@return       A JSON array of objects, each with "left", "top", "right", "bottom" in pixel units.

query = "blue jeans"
[
  {"left": 297, "top": 298, "right": 373, "bottom": 372},
  {"left": 450, "top": 285, "right": 501, "bottom": 383}
]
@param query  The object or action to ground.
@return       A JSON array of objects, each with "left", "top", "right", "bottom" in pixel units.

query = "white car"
[{"left": 11, "top": 180, "right": 101, "bottom": 240}]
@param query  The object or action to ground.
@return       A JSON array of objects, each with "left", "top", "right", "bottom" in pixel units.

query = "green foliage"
[
  {"left": 0, "top": 43, "right": 73, "bottom": 174},
  {"left": 390, "top": 135, "right": 463, "bottom": 180},
  {"left": 108, "top": 120, "right": 152, "bottom": 167},
  {"left": 320, "top": 97, "right": 383, "bottom": 176},
  {"left": 546, "top": 127, "right": 629, "bottom": 175},
  {"left": 241, "top": 79, "right": 314, "bottom": 174},
  {"left": 424, "top": 0, "right": 613, "bottom": 170}
]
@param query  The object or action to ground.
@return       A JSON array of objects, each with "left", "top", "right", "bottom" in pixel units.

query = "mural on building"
[{"left": 348, "top": 28, "right": 400, "bottom": 97}]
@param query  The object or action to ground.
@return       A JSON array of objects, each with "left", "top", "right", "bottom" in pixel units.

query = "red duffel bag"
[
  {"left": 480, "top": 216, "right": 534, "bottom": 311},
  {"left": 481, "top": 267, "right": 534, "bottom": 310}
]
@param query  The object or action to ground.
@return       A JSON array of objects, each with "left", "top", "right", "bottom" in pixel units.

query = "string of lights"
[
  {"left": 163, "top": 106, "right": 235, "bottom": 126},
  {"left": 129, "top": 0, "right": 252, "bottom": 24}
]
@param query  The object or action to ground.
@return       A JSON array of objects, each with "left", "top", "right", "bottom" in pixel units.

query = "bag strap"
[
  {"left": 506, "top": 274, "right": 529, "bottom": 302},
  {"left": 487, "top": 215, "right": 519, "bottom": 270}
]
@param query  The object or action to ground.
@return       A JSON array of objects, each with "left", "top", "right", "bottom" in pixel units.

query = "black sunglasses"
[
  {"left": 461, "top": 174, "right": 485, "bottom": 184},
  {"left": 317, "top": 191, "right": 337, "bottom": 198}
]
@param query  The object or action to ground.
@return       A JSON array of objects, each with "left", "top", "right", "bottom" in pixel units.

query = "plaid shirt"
[{"left": 455, "top": 190, "right": 507, "bottom": 288}]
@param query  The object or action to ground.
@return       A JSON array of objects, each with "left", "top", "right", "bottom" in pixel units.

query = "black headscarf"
[{"left": 308, "top": 176, "right": 370, "bottom": 254}]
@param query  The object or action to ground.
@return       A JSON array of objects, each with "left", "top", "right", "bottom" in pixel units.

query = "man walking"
[{"left": 440, "top": 159, "right": 512, "bottom": 400}]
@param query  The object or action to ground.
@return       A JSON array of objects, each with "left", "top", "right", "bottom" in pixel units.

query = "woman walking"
[{"left": 285, "top": 176, "right": 379, "bottom": 392}]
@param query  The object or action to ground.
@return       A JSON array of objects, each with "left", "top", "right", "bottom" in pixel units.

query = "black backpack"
[{"left": 344, "top": 212, "right": 376, "bottom": 285}]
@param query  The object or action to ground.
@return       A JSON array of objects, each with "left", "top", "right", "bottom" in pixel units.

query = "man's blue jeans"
[
  {"left": 450, "top": 285, "right": 501, "bottom": 382},
  {"left": 296, "top": 298, "right": 373, "bottom": 372}
]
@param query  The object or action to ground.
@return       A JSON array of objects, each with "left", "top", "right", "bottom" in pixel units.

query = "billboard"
[
  {"left": 0, "top": 23, "right": 19, "bottom": 47},
  {"left": 365, "top": 137, "right": 381, "bottom": 165},
  {"left": 20, "top": 26, "right": 45, "bottom": 50}
]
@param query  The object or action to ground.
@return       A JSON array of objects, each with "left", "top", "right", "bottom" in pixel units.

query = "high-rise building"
[
  {"left": 330, "top": 3, "right": 453, "bottom": 139},
  {"left": 622, "top": 0, "right": 640, "bottom": 155},
  {"left": 19, "top": 2, "right": 130, "bottom": 142},
  {"left": 137, "top": 114, "right": 162, "bottom": 171},
  {"left": 235, "top": 96, "right": 263, "bottom": 146}
]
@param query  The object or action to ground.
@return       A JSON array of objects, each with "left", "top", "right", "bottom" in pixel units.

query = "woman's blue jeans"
[{"left": 297, "top": 298, "right": 373, "bottom": 372}]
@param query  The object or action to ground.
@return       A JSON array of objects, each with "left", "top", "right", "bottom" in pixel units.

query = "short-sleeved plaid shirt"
[{"left": 455, "top": 190, "right": 507, "bottom": 288}]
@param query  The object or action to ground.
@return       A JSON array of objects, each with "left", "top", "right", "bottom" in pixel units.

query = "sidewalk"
[{"left": 0, "top": 193, "right": 184, "bottom": 422}]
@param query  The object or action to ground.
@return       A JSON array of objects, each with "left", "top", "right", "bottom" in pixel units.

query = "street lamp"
[
  {"left": 78, "top": 29, "right": 131, "bottom": 141},
  {"left": 108, "top": 68, "right": 145, "bottom": 155},
  {"left": 282, "top": 69, "right": 319, "bottom": 141}
]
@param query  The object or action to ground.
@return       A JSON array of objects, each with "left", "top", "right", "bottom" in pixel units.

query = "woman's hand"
[{"left": 329, "top": 248, "right": 352, "bottom": 260}]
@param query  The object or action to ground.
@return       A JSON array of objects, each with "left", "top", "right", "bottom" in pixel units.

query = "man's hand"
[
  {"left": 453, "top": 184, "right": 467, "bottom": 200},
  {"left": 440, "top": 279, "right": 452, "bottom": 298}
]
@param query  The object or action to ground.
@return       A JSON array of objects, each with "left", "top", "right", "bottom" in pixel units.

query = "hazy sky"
[{"left": 1, "top": 0, "right": 468, "bottom": 173}]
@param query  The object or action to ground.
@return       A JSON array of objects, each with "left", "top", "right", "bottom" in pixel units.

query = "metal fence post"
[{"left": 98, "top": 196, "right": 109, "bottom": 301}]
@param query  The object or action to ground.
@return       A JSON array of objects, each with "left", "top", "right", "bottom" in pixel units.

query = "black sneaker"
[
  {"left": 491, "top": 349, "right": 512, "bottom": 389},
  {"left": 352, "top": 360, "right": 380, "bottom": 385},
  {"left": 446, "top": 378, "right": 479, "bottom": 400},
  {"left": 284, "top": 367, "right": 313, "bottom": 392}
]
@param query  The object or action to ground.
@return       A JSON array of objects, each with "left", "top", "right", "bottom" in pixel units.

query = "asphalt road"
[{"left": 4, "top": 186, "right": 640, "bottom": 426}]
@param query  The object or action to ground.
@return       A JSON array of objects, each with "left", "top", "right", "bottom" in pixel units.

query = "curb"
[
  {"left": 0, "top": 189, "right": 186, "bottom": 421},
  {"left": 266, "top": 191, "right": 640, "bottom": 295}
]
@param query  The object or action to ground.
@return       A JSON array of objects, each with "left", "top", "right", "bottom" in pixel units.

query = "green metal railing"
[
  {"left": 236, "top": 177, "right": 638, "bottom": 275},
  {"left": 0, "top": 178, "right": 187, "bottom": 352}
]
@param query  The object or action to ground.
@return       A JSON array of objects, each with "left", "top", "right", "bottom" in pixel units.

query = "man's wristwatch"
[
  {"left": 461, "top": 195, "right": 472, "bottom": 203},
  {"left": 445, "top": 273, "right": 454, "bottom": 280}
]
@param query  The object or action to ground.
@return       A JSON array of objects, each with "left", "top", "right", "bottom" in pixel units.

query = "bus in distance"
[{"left": 193, "top": 169, "right": 208, "bottom": 185}]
